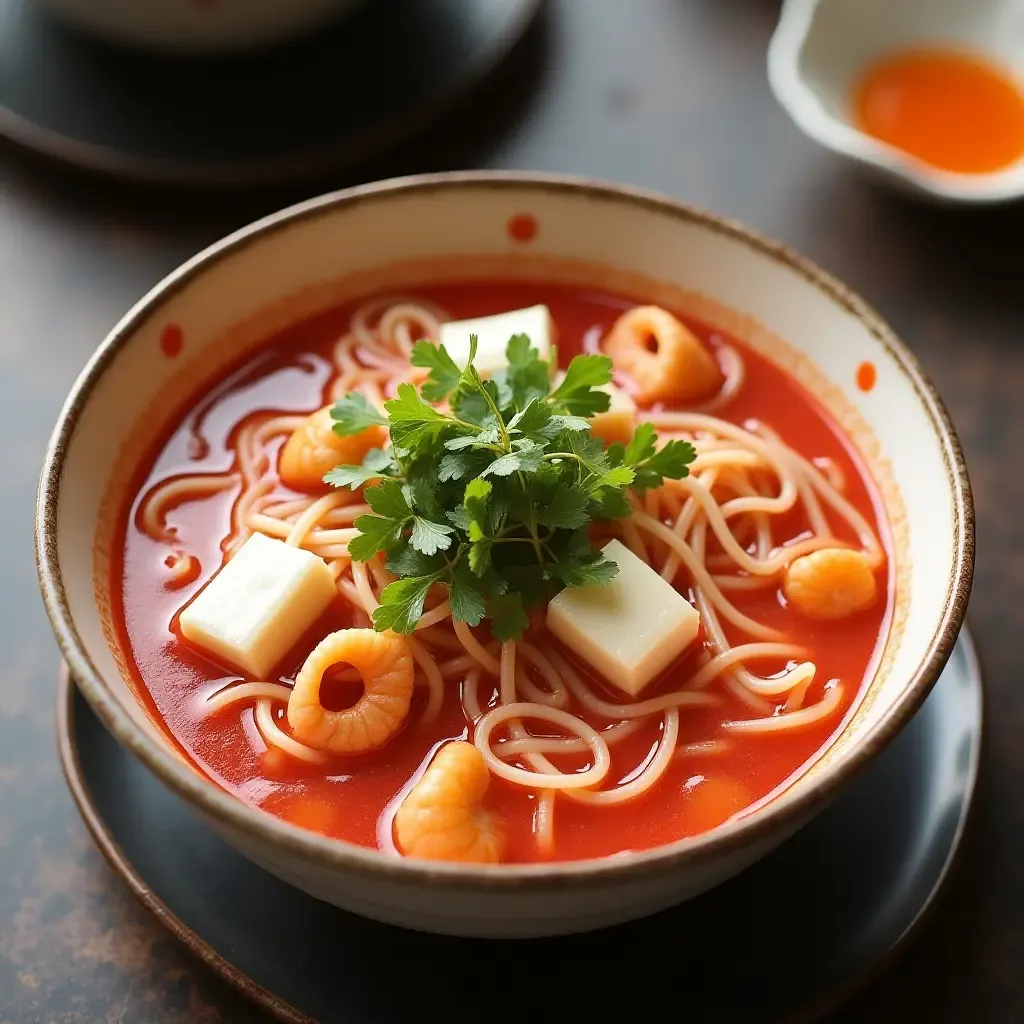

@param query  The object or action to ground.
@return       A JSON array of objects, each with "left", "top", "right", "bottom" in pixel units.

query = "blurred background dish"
[
  {"left": 768, "top": 0, "right": 1024, "bottom": 203},
  {"left": 33, "top": 0, "right": 364, "bottom": 56},
  {"left": 0, "top": 0, "right": 540, "bottom": 186}
]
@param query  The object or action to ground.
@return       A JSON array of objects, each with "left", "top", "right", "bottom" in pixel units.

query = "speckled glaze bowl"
[{"left": 35, "top": 172, "right": 974, "bottom": 938}]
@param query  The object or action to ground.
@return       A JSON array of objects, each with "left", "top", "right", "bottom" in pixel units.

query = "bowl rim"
[
  {"left": 766, "top": 0, "right": 1024, "bottom": 204},
  {"left": 35, "top": 169, "right": 975, "bottom": 889}
]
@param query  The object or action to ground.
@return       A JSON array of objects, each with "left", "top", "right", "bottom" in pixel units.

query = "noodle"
[
  {"left": 534, "top": 791, "right": 556, "bottom": 855},
  {"left": 255, "top": 700, "right": 331, "bottom": 764},
  {"left": 205, "top": 680, "right": 294, "bottom": 713},
  {"left": 141, "top": 473, "right": 239, "bottom": 542},
  {"left": 474, "top": 702, "right": 613, "bottom": 790},
  {"left": 563, "top": 709, "right": 679, "bottom": 806},
  {"left": 676, "top": 739, "right": 732, "bottom": 759},
  {"left": 723, "top": 683, "right": 845, "bottom": 733},
  {"left": 408, "top": 637, "right": 444, "bottom": 727}
]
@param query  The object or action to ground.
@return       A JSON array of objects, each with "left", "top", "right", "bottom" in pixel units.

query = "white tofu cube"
[
  {"left": 546, "top": 539, "right": 700, "bottom": 697},
  {"left": 439, "top": 304, "right": 553, "bottom": 376},
  {"left": 554, "top": 372, "right": 636, "bottom": 447},
  {"left": 179, "top": 532, "right": 336, "bottom": 678}
]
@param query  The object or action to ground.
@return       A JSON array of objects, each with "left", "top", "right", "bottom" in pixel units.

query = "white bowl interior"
[
  {"left": 771, "top": 0, "right": 1024, "bottom": 200},
  {"left": 50, "top": 180, "right": 960, "bottom": 797}
]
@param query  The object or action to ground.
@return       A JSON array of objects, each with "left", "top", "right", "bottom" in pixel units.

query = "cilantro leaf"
[
  {"left": 451, "top": 380, "right": 502, "bottom": 428},
  {"left": 512, "top": 438, "right": 546, "bottom": 473},
  {"left": 624, "top": 422, "right": 657, "bottom": 466},
  {"left": 481, "top": 451, "right": 525, "bottom": 478},
  {"left": 567, "top": 431, "right": 612, "bottom": 480},
  {"left": 372, "top": 574, "right": 441, "bottom": 633},
  {"left": 410, "top": 341, "right": 463, "bottom": 402},
  {"left": 631, "top": 438, "right": 697, "bottom": 492},
  {"left": 550, "top": 355, "right": 613, "bottom": 416},
  {"left": 462, "top": 478, "right": 493, "bottom": 540},
  {"left": 488, "top": 592, "right": 530, "bottom": 642},
  {"left": 346, "top": 479, "right": 414, "bottom": 560},
  {"left": 449, "top": 562, "right": 487, "bottom": 626},
  {"left": 444, "top": 426, "right": 501, "bottom": 450},
  {"left": 537, "top": 482, "right": 592, "bottom": 529},
  {"left": 506, "top": 399, "right": 553, "bottom": 442},
  {"left": 329, "top": 393, "right": 388, "bottom": 436},
  {"left": 405, "top": 462, "right": 447, "bottom": 522},
  {"left": 646, "top": 438, "right": 698, "bottom": 477},
  {"left": 322, "top": 447, "right": 396, "bottom": 489},
  {"left": 480, "top": 439, "right": 545, "bottom": 479},
  {"left": 505, "top": 333, "right": 534, "bottom": 366},
  {"left": 348, "top": 514, "right": 403, "bottom": 561},
  {"left": 597, "top": 465, "right": 635, "bottom": 490},
  {"left": 499, "top": 564, "right": 552, "bottom": 607},
  {"left": 591, "top": 487, "right": 633, "bottom": 519},
  {"left": 549, "top": 414, "right": 590, "bottom": 435},
  {"left": 385, "top": 383, "right": 459, "bottom": 454},
  {"left": 493, "top": 334, "right": 551, "bottom": 409},
  {"left": 468, "top": 538, "right": 493, "bottom": 576},
  {"left": 364, "top": 479, "right": 412, "bottom": 520},
  {"left": 438, "top": 450, "right": 486, "bottom": 482},
  {"left": 410, "top": 516, "right": 454, "bottom": 555},
  {"left": 545, "top": 554, "right": 619, "bottom": 588},
  {"left": 386, "top": 543, "right": 445, "bottom": 578}
]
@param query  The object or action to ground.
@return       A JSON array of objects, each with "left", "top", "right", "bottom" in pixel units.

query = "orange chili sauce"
[
  {"left": 110, "top": 281, "right": 892, "bottom": 864},
  {"left": 854, "top": 48, "right": 1024, "bottom": 174}
]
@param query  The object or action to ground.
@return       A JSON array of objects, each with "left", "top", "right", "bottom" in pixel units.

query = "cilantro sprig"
[{"left": 325, "top": 332, "right": 695, "bottom": 640}]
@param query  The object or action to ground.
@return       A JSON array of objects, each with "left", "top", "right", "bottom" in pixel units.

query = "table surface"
[{"left": 1, "top": 2, "right": 1020, "bottom": 1021}]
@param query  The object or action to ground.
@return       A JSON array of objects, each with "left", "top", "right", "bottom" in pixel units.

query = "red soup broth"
[{"left": 111, "top": 281, "right": 892, "bottom": 864}]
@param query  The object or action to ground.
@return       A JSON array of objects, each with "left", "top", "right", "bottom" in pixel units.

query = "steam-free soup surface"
[{"left": 112, "top": 281, "right": 891, "bottom": 863}]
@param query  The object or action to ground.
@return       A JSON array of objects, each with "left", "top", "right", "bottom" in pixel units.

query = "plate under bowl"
[{"left": 58, "top": 631, "right": 982, "bottom": 1022}]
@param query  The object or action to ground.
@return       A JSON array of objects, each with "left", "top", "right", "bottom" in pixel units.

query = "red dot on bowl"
[
  {"left": 507, "top": 213, "right": 538, "bottom": 243},
  {"left": 160, "top": 324, "right": 184, "bottom": 358},
  {"left": 856, "top": 361, "right": 877, "bottom": 392}
]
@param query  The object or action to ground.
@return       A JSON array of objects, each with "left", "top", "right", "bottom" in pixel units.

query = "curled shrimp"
[
  {"left": 395, "top": 741, "right": 504, "bottom": 864},
  {"left": 604, "top": 305, "right": 723, "bottom": 404},
  {"left": 287, "top": 629, "right": 413, "bottom": 754},
  {"left": 278, "top": 405, "right": 387, "bottom": 491},
  {"left": 783, "top": 547, "right": 878, "bottom": 620}
]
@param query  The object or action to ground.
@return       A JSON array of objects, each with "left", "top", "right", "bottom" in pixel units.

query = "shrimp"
[
  {"left": 783, "top": 547, "right": 877, "bottom": 620},
  {"left": 278, "top": 405, "right": 387, "bottom": 492},
  {"left": 287, "top": 629, "right": 414, "bottom": 754},
  {"left": 604, "top": 305, "right": 723, "bottom": 404},
  {"left": 394, "top": 741, "right": 504, "bottom": 864}
]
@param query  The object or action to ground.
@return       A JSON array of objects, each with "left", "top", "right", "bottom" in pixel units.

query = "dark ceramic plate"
[
  {"left": 0, "top": 0, "right": 538, "bottom": 185},
  {"left": 58, "top": 632, "right": 982, "bottom": 1024}
]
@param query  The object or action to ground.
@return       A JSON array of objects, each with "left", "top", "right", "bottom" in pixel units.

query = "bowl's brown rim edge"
[
  {"left": 55, "top": 631, "right": 984, "bottom": 1024},
  {"left": 35, "top": 169, "right": 976, "bottom": 890}
]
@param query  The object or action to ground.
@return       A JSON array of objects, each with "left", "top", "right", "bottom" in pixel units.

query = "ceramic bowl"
[
  {"left": 35, "top": 0, "right": 362, "bottom": 55},
  {"left": 35, "top": 172, "right": 974, "bottom": 938},
  {"left": 768, "top": 0, "right": 1024, "bottom": 203}
]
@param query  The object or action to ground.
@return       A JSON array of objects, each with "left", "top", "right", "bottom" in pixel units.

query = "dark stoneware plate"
[
  {"left": 58, "top": 631, "right": 982, "bottom": 1024},
  {"left": 0, "top": 0, "right": 538, "bottom": 186}
]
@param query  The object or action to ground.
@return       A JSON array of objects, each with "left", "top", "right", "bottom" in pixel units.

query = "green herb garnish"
[{"left": 323, "top": 333, "right": 696, "bottom": 640}]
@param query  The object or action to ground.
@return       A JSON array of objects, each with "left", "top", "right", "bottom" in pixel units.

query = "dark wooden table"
[{"left": 1, "top": 2, "right": 1020, "bottom": 1021}]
